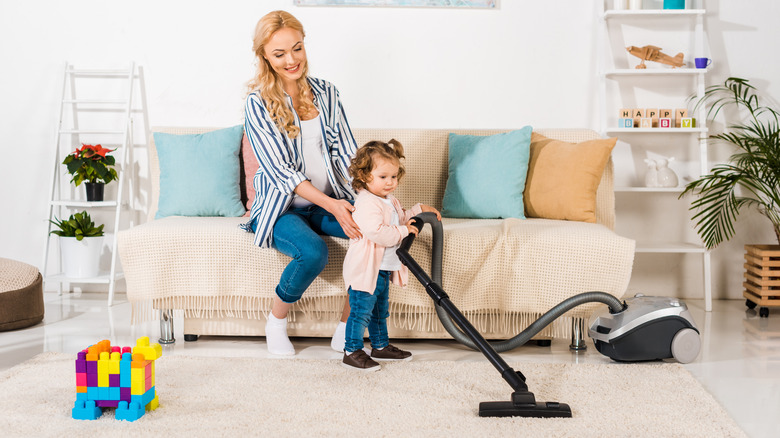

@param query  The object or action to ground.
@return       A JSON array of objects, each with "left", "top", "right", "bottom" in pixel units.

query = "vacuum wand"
[{"left": 397, "top": 215, "right": 571, "bottom": 418}]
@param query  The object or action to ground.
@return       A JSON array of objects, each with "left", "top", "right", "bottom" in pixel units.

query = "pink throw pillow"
[{"left": 242, "top": 134, "right": 259, "bottom": 217}]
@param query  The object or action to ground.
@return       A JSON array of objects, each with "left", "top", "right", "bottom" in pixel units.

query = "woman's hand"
[
  {"left": 420, "top": 204, "right": 442, "bottom": 221},
  {"left": 330, "top": 199, "right": 362, "bottom": 240}
]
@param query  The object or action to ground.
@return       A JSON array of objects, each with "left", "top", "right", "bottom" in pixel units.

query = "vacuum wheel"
[
  {"left": 746, "top": 299, "right": 757, "bottom": 310},
  {"left": 671, "top": 328, "right": 701, "bottom": 364}
]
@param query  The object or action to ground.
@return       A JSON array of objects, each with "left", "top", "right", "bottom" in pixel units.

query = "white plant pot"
[{"left": 60, "top": 236, "right": 103, "bottom": 278}]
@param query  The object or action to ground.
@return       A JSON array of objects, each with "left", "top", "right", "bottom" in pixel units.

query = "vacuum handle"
[
  {"left": 396, "top": 214, "right": 528, "bottom": 393},
  {"left": 398, "top": 216, "right": 425, "bottom": 254}
]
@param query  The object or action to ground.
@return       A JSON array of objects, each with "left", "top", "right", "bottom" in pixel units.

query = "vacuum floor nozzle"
[{"left": 480, "top": 394, "right": 572, "bottom": 418}]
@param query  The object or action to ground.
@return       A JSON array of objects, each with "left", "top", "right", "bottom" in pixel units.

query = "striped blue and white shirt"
[{"left": 239, "top": 77, "right": 358, "bottom": 248}]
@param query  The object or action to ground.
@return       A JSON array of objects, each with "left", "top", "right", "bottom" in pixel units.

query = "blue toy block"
[
  {"left": 619, "top": 118, "right": 634, "bottom": 128},
  {"left": 115, "top": 401, "right": 145, "bottom": 422},
  {"left": 109, "top": 387, "right": 121, "bottom": 400},
  {"left": 72, "top": 400, "right": 103, "bottom": 420}
]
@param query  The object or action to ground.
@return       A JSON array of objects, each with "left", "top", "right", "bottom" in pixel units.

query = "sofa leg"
[
  {"left": 569, "top": 318, "right": 587, "bottom": 351},
  {"left": 159, "top": 309, "right": 175, "bottom": 344}
]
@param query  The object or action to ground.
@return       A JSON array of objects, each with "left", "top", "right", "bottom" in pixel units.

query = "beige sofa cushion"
[{"left": 524, "top": 133, "right": 617, "bottom": 223}]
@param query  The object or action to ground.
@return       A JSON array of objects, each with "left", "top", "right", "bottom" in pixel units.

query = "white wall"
[{"left": 1, "top": 0, "right": 778, "bottom": 300}]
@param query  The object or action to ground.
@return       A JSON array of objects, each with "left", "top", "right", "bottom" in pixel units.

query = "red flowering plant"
[{"left": 62, "top": 144, "right": 118, "bottom": 186}]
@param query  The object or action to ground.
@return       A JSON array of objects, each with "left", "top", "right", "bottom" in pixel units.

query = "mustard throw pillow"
[{"left": 523, "top": 133, "right": 617, "bottom": 223}]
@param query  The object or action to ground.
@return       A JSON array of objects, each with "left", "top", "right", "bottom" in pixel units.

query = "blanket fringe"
[
  {"left": 131, "top": 294, "right": 347, "bottom": 325},
  {"left": 131, "top": 297, "right": 575, "bottom": 339}
]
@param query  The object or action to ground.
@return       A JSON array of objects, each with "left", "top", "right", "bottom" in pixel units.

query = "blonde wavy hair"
[
  {"left": 247, "top": 10, "right": 315, "bottom": 139},
  {"left": 349, "top": 139, "right": 406, "bottom": 192}
]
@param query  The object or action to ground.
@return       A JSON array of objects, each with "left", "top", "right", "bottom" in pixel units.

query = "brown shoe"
[
  {"left": 371, "top": 344, "right": 412, "bottom": 361},
  {"left": 342, "top": 349, "right": 380, "bottom": 372}
]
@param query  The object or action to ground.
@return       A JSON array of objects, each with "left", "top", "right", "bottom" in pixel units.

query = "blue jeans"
[
  {"left": 344, "top": 270, "right": 391, "bottom": 353},
  {"left": 252, "top": 204, "right": 347, "bottom": 303}
]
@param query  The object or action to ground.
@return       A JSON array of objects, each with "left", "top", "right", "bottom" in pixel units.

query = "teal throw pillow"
[
  {"left": 442, "top": 127, "right": 533, "bottom": 219},
  {"left": 154, "top": 125, "right": 246, "bottom": 219}
]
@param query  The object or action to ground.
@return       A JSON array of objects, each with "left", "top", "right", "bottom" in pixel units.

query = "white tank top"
[
  {"left": 379, "top": 197, "right": 403, "bottom": 271},
  {"left": 292, "top": 114, "right": 333, "bottom": 208}
]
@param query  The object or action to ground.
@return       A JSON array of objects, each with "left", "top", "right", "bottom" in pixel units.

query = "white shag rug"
[{"left": 0, "top": 352, "right": 745, "bottom": 437}]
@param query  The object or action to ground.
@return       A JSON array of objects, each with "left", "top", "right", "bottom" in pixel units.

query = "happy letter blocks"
[
  {"left": 618, "top": 108, "right": 695, "bottom": 129},
  {"left": 72, "top": 337, "right": 162, "bottom": 422}
]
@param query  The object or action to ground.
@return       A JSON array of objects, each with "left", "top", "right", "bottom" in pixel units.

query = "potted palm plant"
[
  {"left": 50, "top": 211, "right": 105, "bottom": 278},
  {"left": 63, "top": 144, "right": 118, "bottom": 201},
  {"left": 681, "top": 77, "right": 780, "bottom": 316}
]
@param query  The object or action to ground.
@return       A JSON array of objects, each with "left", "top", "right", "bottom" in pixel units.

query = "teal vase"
[{"left": 664, "top": 0, "right": 685, "bottom": 9}]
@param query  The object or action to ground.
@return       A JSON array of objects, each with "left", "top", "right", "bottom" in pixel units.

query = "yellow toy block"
[
  {"left": 98, "top": 352, "right": 109, "bottom": 387},
  {"left": 146, "top": 394, "right": 159, "bottom": 411},
  {"left": 133, "top": 337, "right": 163, "bottom": 361}
]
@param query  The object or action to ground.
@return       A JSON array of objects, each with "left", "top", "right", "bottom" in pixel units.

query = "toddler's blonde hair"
[{"left": 349, "top": 139, "right": 405, "bottom": 192}]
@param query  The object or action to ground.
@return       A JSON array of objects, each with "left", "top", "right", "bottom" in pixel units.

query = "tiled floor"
[{"left": 1, "top": 292, "right": 778, "bottom": 437}]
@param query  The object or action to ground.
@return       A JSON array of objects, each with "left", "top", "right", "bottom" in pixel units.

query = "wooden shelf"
[
  {"left": 45, "top": 272, "right": 125, "bottom": 284},
  {"left": 50, "top": 200, "right": 119, "bottom": 208},
  {"left": 615, "top": 187, "right": 685, "bottom": 193},
  {"left": 606, "top": 127, "right": 707, "bottom": 134},
  {"left": 605, "top": 9, "right": 706, "bottom": 19},
  {"left": 606, "top": 68, "right": 708, "bottom": 76},
  {"left": 635, "top": 242, "right": 707, "bottom": 254}
]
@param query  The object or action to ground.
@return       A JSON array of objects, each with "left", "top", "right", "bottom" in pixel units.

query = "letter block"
[{"left": 659, "top": 118, "right": 672, "bottom": 128}]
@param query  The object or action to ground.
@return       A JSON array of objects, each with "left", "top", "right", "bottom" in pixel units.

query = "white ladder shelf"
[{"left": 42, "top": 62, "right": 149, "bottom": 306}]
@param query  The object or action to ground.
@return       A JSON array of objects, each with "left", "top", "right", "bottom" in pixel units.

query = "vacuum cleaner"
[{"left": 397, "top": 213, "right": 702, "bottom": 418}]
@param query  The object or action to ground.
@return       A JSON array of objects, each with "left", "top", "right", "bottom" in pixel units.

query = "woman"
[{"left": 240, "top": 10, "right": 358, "bottom": 355}]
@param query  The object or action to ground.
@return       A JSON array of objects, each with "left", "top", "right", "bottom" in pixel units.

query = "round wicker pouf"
[{"left": 0, "top": 258, "right": 44, "bottom": 331}]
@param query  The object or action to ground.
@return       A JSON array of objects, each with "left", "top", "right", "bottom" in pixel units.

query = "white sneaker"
[
  {"left": 265, "top": 314, "right": 295, "bottom": 356},
  {"left": 331, "top": 321, "right": 347, "bottom": 352}
]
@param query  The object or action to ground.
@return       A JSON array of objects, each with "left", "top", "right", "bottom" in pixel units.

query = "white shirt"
[
  {"left": 292, "top": 114, "right": 334, "bottom": 207},
  {"left": 378, "top": 197, "right": 403, "bottom": 271}
]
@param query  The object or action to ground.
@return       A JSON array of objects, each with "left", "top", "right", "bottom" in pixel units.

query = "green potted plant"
[
  {"left": 50, "top": 211, "right": 105, "bottom": 278},
  {"left": 63, "top": 144, "right": 118, "bottom": 201},
  {"left": 681, "top": 77, "right": 780, "bottom": 316}
]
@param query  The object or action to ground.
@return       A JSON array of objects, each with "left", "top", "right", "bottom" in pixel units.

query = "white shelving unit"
[
  {"left": 42, "top": 62, "right": 149, "bottom": 306},
  {"left": 599, "top": 2, "right": 712, "bottom": 311}
]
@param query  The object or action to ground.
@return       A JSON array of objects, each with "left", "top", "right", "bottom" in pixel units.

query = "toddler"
[{"left": 341, "top": 139, "right": 441, "bottom": 372}]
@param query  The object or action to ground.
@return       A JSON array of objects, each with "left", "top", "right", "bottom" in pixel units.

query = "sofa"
[{"left": 118, "top": 127, "right": 635, "bottom": 343}]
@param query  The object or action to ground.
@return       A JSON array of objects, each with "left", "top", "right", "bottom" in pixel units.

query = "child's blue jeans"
[{"left": 344, "top": 270, "right": 391, "bottom": 353}]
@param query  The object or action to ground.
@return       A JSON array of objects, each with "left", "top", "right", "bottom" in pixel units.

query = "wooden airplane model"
[{"left": 626, "top": 45, "right": 684, "bottom": 69}]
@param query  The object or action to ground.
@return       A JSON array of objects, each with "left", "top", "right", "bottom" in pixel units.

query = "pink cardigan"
[{"left": 342, "top": 190, "right": 423, "bottom": 293}]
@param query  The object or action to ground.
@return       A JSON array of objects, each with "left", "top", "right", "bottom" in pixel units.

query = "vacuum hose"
[{"left": 399, "top": 213, "right": 627, "bottom": 353}]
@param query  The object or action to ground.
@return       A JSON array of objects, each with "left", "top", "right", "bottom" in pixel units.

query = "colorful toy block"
[
  {"left": 72, "top": 337, "right": 162, "bottom": 422},
  {"left": 680, "top": 117, "right": 695, "bottom": 128},
  {"left": 659, "top": 118, "right": 672, "bottom": 128},
  {"left": 619, "top": 118, "right": 634, "bottom": 128},
  {"left": 675, "top": 108, "right": 688, "bottom": 127},
  {"left": 640, "top": 118, "right": 653, "bottom": 128}
]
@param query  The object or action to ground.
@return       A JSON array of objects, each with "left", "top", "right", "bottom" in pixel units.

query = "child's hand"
[
  {"left": 420, "top": 204, "right": 442, "bottom": 221},
  {"left": 405, "top": 219, "right": 420, "bottom": 236}
]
